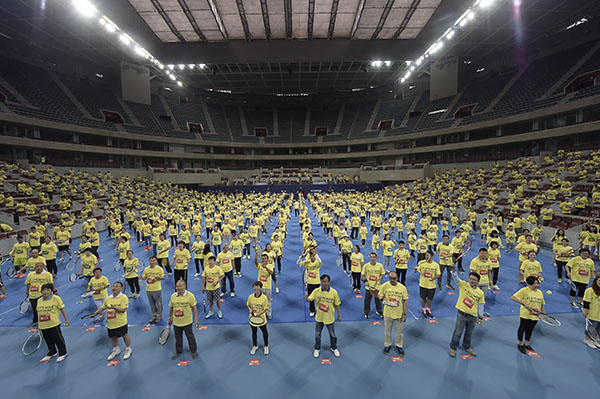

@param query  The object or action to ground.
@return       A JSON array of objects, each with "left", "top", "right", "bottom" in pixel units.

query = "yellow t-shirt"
[
  {"left": 55, "top": 231, "right": 70, "bottom": 246},
  {"left": 88, "top": 276, "right": 110, "bottom": 300},
  {"left": 157, "top": 240, "right": 171, "bottom": 259},
  {"left": 80, "top": 253, "right": 98, "bottom": 276},
  {"left": 488, "top": 248, "right": 501, "bottom": 268},
  {"left": 124, "top": 257, "right": 139, "bottom": 279},
  {"left": 143, "top": 265, "right": 165, "bottom": 292},
  {"left": 567, "top": 256, "right": 595, "bottom": 284},
  {"left": 25, "top": 271, "right": 54, "bottom": 299},
  {"left": 515, "top": 242, "right": 538, "bottom": 262},
  {"left": 393, "top": 248, "right": 410, "bottom": 269},
  {"left": 555, "top": 245, "right": 573, "bottom": 262},
  {"left": 256, "top": 262, "right": 274, "bottom": 290},
  {"left": 308, "top": 287, "right": 341, "bottom": 325},
  {"left": 513, "top": 287, "right": 545, "bottom": 321},
  {"left": 382, "top": 240, "right": 395, "bottom": 256},
  {"left": 520, "top": 260, "right": 542, "bottom": 277},
  {"left": 230, "top": 239, "right": 244, "bottom": 258},
  {"left": 191, "top": 241, "right": 205, "bottom": 259},
  {"left": 169, "top": 291, "right": 197, "bottom": 327},
  {"left": 12, "top": 242, "right": 29, "bottom": 261},
  {"left": 583, "top": 287, "right": 600, "bottom": 322},
  {"left": 117, "top": 242, "right": 129, "bottom": 260},
  {"left": 247, "top": 293, "right": 269, "bottom": 327},
  {"left": 173, "top": 248, "right": 191, "bottom": 270},
  {"left": 37, "top": 294, "right": 65, "bottom": 330},
  {"left": 341, "top": 239, "right": 353, "bottom": 254},
  {"left": 455, "top": 280, "right": 485, "bottom": 317},
  {"left": 301, "top": 258, "right": 321, "bottom": 285},
  {"left": 216, "top": 251, "right": 234, "bottom": 273},
  {"left": 40, "top": 242, "right": 58, "bottom": 261},
  {"left": 469, "top": 257, "right": 492, "bottom": 285},
  {"left": 211, "top": 231, "right": 222, "bottom": 245},
  {"left": 29, "top": 231, "right": 41, "bottom": 247},
  {"left": 102, "top": 294, "right": 129, "bottom": 329},
  {"left": 25, "top": 256, "right": 47, "bottom": 272},
  {"left": 378, "top": 282, "right": 408, "bottom": 319},
  {"left": 436, "top": 243, "right": 454, "bottom": 266},
  {"left": 350, "top": 252, "right": 364, "bottom": 273},
  {"left": 417, "top": 260, "right": 440, "bottom": 289},
  {"left": 362, "top": 262, "right": 385, "bottom": 290},
  {"left": 203, "top": 266, "right": 224, "bottom": 290}
]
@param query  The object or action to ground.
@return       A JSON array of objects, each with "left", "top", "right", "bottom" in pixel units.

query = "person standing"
[
  {"left": 448, "top": 271, "right": 484, "bottom": 358},
  {"left": 169, "top": 279, "right": 199, "bottom": 360},
  {"left": 566, "top": 248, "right": 597, "bottom": 308},
  {"left": 24, "top": 261, "right": 54, "bottom": 327},
  {"left": 305, "top": 274, "right": 341, "bottom": 358},
  {"left": 468, "top": 248, "right": 492, "bottom": 313},
  {"left": 362, "top": 252, "right": 384, "bottom": 319},
  {"left": 230, "top": 232, "right": 244, "bottom": 277},
  {"left": 202, "top": 255, "right": 224, "bottom": 319},
  {"left": 123, "top": 250, "right": 141, "bottom": 298},
  {"left": 37, "top": 283, "right": 69, "bottom": 363},
  {"left": 171, "top": 241, "right": 191, "bottom": 286},
  {"left": 141, "top": 256, "right": 165, "bottom": 323},
  {"left": 94, "top": 282, "right": 132, "bottom": 360},
  {"left": 378, "top": 272, "right": 408, "bottom": 356},
  {"left": 298, "top": 250, "right": 323, "bottom": 317},
  {"left": 247, "top": 281, "right": 270, "bottom": 355},
  {"left": 393, "top": 241, "right": 410, "bottom": 286},
  {"left": 511, "top": 276, "right": 545, "bottom": 354},
  {"left": 254, "top": 252, "right": 274, "bottom": 320},
  {"left": 414, "top": 250, "right": 440, "bottom": 318},
  {"left": 583, "top": 275, "right": 600, "bottom": 348},
  {"left": 350, "top": 245, "right": 364, "bottom": 293},
  {"left": 216, "top": 244, "right": 235, "bottom": 297}
]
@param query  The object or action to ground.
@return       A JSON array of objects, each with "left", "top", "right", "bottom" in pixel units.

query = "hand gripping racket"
[{"left": 158, "top": 324, "right": 171, "bottom": 346}]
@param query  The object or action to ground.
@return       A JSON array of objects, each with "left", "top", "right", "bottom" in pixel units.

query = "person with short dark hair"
[
  {"left": 566, "top": 248, "right": 597, "bottom": 308},
  {"left": 25, "top": 261, "right": 54, "bottom": 327},
  {"left": 202, "top": 255, "right": 224, "bottom": 319},
  {"left": 449, "top": 271, "right": 484, "bottom": 358},
  {"left": 511, "top": 276, "right": 545, "bottom": 354},
  {"left": 142, "top": 256, "right": 164, "bottom": 323},
  {"left": 414, "top": 250, "right": 440, "bottom": 318},
  {"left": 305, "top": 274, "right": 341, "bottom": 358},
  {"left": 169, "top": 279, "right": 199, "bottom": 360},
  {"left": 553, "top": 238, "right": 573, "bottom": 283},
  {"left": 87, "top": 267, "right": 109, "bottom": 313},
  {"left": 171, "top": 241, "right": 191, "bottom": 287},
  {"left": 37, "top": 283, "right": 69, "bottom": 363},
  {"left": 378, "top": 272, "right": 408, "bottom": 356},
  {"left": 94, "top": 281, "right": 132, "bottom": 360},
  {"left": 248, "top": 281, "right": 269, "bottom": 355}
]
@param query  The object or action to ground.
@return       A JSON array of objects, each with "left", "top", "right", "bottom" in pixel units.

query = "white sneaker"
[
  {"left": 250, "top": 346, "right": 258, "bottom": 355},
  {"left": 557, "top": 279, "right": 562, "bottom": 283},
  {"left": 56, "top": 354, "right": 67, "bottom": 363},
  {"left": 123, "top": 347, "right": 132, "bottom": 360},
  {"left": 194, "top": 273, "right": 200, "bottom": 277},
  {"left": 331, "top": 348, "right": 341, "bottom": 357},
  {"left": 276, "top": 287, "right": 280, "bottom": 294},
  {"left": 313, "top": 349, "right": 320, "bottom": 358},
  {"left": 107, "top": 347, "right": 121, "bottom": 360},
  {"left": 40, "top": 355, "right": 53, "bottom": 362},
  {"left": 264, "top": 346, "right": 269, "bottom": 355},
  {"left": 584, "top": 338, "right": 597, "bottom": 349},
  {"left": 309, "top": 312, "right": 315, "bottom": 317},
  {"left": 230, "top": 292, "right": 235, "bottom": 297}
]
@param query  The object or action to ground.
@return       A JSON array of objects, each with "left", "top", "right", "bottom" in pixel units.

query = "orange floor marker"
[
  {"left": 320, "top": 358, "right": 332, "bottom": 365},
  {"left": 372, "top": 321, "right": 382, "bottom": 325},
  {"left": 428, "top": 319, "right": 438, "bottom": 324},
  {"left": 249, "top": 359, "right": 260, "bottom": 366},
  {"left": 107, "top": 360, "right": 120, "bottom": 366},
  {"left": 459, "top": 354, "right": 473, "bottom": 360},
  {"left": 198, "top": 325, "right": 208, "bottom": 330},
  {"left": 526, "top": 350, "right": 541, "bottom": 358},
  {"left": 391, "top": 356, "right": 403, "bottom": 363},
  {"left": 142, "top": 326, "right": 153, "bottom": 331},
  {"left": 86, "top": 327, "right": 97, "bottom": 332},
  {"left": 177, "top": 360, "right": 190, "bottom": 366}
]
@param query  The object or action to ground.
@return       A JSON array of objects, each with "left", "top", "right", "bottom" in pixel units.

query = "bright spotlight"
[
  {"left": 158, "top": 64, "right": 164, "bottom": 69},
  {"left": 199, "top": 64, "right": 206, "bottom": 69},
  {"left": 400, "top": 78, "right": 406, "bottom": 83},
  {"left": 134, "top": 46, "right": 145, "bottom": 57},
  {"left": 188, "top": 64, "right": 195, "bottom": 69},
  {"left": 178, "top": 64, "right": 185, "bottom": 70},
  {"left": 73, "top": 0, "right": 96, "bottom": 17},
  {"left": 167, "top": 65, "right": 175, "bottom": 70},
  {"left": 446, "top": 30, "right": 455, "bottom": 39},
  {"left": 119, "top": 34, "right": 131, "bottom": 45},
  {"left": 467, "top": 11, "right": 475, "bottom": 20},
  {"left": 169, "top": 74, "right": 176, "bottom": 80},
  {"left": 371, "top": 61, "right": 383, "bottom": 67},
  {"left": 177, "top": 81, "right": 183, "bottom": 87},
  {"left": 479, "top": 0, "right": 494, "bottom": 8},
  {"left": 384, "top": 61, "right": 392, "bottom": 67}
]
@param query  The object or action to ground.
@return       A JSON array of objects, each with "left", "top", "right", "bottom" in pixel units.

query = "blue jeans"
[
  {"left": 315, "top": 322, "right": 337, "bottom": 350},
  {"left": 450, "top": 311, "right": 477, "bottom": 350}
]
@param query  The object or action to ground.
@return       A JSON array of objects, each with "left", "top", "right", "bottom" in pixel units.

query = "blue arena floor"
[{"left": 0, "top": 203, "right": 598, "bottom": 399}]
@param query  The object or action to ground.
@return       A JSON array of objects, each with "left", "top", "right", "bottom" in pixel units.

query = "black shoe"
[
  {"left": 426, "top": 309, "right": 434, "bottom": 318},
  {"left": 364, "top": 314, "right": 369, "bottom": 319},
  {"left": 383, "top": 346, "right": 391, "bottom": 354},
  {"left": 422, "top": 310, "right": 428, "bottom": 318},
  {"left": 396, "top": 346, "right": 405, "bottom": 357},
  {"left": 524, "top": 345, "right": 533, "bottom": 352},
  {"left": 518, "top": 344, "right": 527, "bottom": 354},
  {"left": 376, "top": 312, "right": 383, "bottom": 319}
]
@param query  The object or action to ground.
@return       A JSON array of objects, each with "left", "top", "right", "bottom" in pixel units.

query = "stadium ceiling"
[{"left": 0, "top": 0, "right": 598, "bottom": 93}]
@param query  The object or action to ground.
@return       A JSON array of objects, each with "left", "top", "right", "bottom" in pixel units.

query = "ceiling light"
[
  {"left": 199, "top": 64, "right": 206, "bottom": 69},
  {"left": 467, "top": 11, "right": 475, "bottom": 20},
  {"left": 188, "top": 64, "right": 195, "bottom": 69},
  {"left": 169, "top": 74, "right": 176, "bottom": 80},
  {"left": 119, "top": 33, "right": 131, "bottom": 45},
  {"left": 73, "top": 0, "right": 97, "bottom": 17},
  {"left": 158, "top": 64, "right": 164, "bottom": 69},
  {"left": 371, "top": 61, "right": 383, "bottom": 67},
  {"left": 178, "top": 64, "right": 185, "bottom": 70},
  {"left": 167, "top": 65, "right": 174, "bottom": 70},
  {"left": 446, "top": 30, "right": 455, "bottom": 39},
  {"left": 134, "top": 46, "right": 145, "bottom": 57},
  {"left": 416, "top": 58, "right": 423, "bottom": 66},
  {"left": 459, "top": 17, "right": 468, "bottom": 27},
  {"left": 400, "top": 78, "right": 406, "bottom": 83},
  {"left": 384, "top": 61, "right": 392, "bottom": 67},
  {"left": 479, "top": 0, "right": 494, "bottom": 8},
  {"left": 476, "top": 67, "right": 485, "bottom": 73},
  {"left": 177, "top": 81, "right": 183, "bottom": 87}
]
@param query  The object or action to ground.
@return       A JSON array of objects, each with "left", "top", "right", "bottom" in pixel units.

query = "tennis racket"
[
  {"left": 22, "top": 329, "right": 42, "bottom": 355},
  {"left": 69, "top": 272, "right": 80, "bottom": 283},
  {"left": 19, "top": 297, "right": 31, "bottom": 314},
  {"left": 249, "top": 313, "right": 264, "bottom": 325},
  {"left": 0, "top": 256, "right": 9, "bottom": 267},
  {"left": 81, "top": 290, "right": 94, "bottom": 298},
  {"left": 526, "top": 307, "right": 561, "bottom": 326},
  {"left": 254, "top": 242, "right": 263, "bottom": 253},
  {"left": 158, "top": 324, "right": 171, "bottom": 345},
  {"left": 114, "top": 260, "right": 122, "bottom": 272},
  {"left": 65, "top": 258, "right": 77, "bottom": 272},
  {"left": 302, "top": 268, "right": 308, "bottom": 295},
  {"left": 382, "top": 299, "right": 399, "bottom": 307},
  {"left": 81, "top": 312, "right": 97, "bottom": 319},
  {"left": 455, "top": 239, "right": 473, "bottom": 261},
  {"left": 137, "top": 260, "right": 145, "bottom": 274},
  {"left": 336, "top": 254, "right": 342, "bottom": 267},
  {"left": 7, "top": 266, "right": 16, "bottom": 278},
  {"left": 202, "top": 289, "right": 206, "bottom": 313},
  {"left": 585, "top": 318, "right": 599, "bottom": 346},
  {"left": 567, "top": 276, "right": 577, "bottom": 292}
]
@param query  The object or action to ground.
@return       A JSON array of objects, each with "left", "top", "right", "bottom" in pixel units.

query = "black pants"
[
  {"left": 221, "top": 270, "right": 234, "bottom": 293},
  {"left": 243, "top": 244, "right": 251, "bottom": 257},
  {"left": 235, "top": 257, "right": 242, "bottom": 274},
  {"left": 91, "top": 246, "right": 99, "bottom": 258},
  {"left": 364, "top": 288, "right": 383, "bottom": 316},
  {"left": 170, "top": 236, "right": 177, "bottom": 246},
  {"left": 453, "top": 253, "right": 463, "bottom": 270},
  {"left": 126, "top": 277, "right": 140, "bottom": 294},
  {"left": 395, "top": 268, "right": 407, "bottom": 285},
  {"left": 42, "top": 325, "right": 67, "bottom": 356},
  {"left": 159, "top": 258, "right": 171, "bottom": 274},
  {"left": 30, "top": 297, "right": 39, "bottom": 322},
  {"left": 206, "top": 228, "right": 211, "bottom": 239},
  {"left": 439, "top": 265, "right": 453, "bottom": 286},
  {"left": 342, "top": 253, "right": 350, "bottom": 272},
  {"left": 351, "top": 227, "right": 358, "bottom": 239},
  {"left": 136, "top": 231, "right": 142, "bottom": 241},
  {"left": 214, "top": 245, "right": 221, "bottom": 254},
  {"left": 194, "top": 258, "right": 203, "bottom": 274},
  {"left": 570, "top": 281, "right": 587, "bottom": 299},
  {"left": 556, "top": 261, "right": 566, "bottom": 279},
  {"left": 307, "top": 283, "right": 320, "bottom": 313},
  {"left": 492, "top": 268, "right": 499, "bottom": 285},
  {"left": 251, "top": 324, "right": 269, "bottom": 346},
  {"left": 517, "top": 318, "right": 538, "bottom": 341},
  {"left": 46, "top": 259, "right": 57, "bottom": 275},
  {"left": 174, "top": 324, "right": 197, "bottom": 354},
  {"left": 174, "top": 269, "right": 188, "bottom": 285},
  {"left": 352, "top": 272, "right": 361, "bottom": 290}
]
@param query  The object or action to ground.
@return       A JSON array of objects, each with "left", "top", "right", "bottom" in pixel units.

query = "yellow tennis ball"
[{"left": 546, "top": 290, "right": 552, "bottom": 294}]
